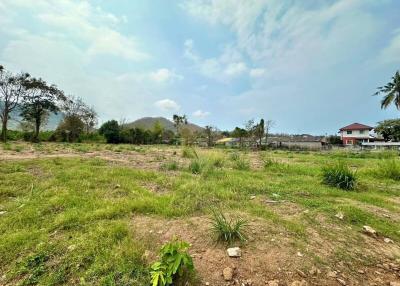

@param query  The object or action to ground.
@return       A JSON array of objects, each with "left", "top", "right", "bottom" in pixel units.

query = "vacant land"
[{"left": 1, "top": 142, "right": 400, "bottom": 285}]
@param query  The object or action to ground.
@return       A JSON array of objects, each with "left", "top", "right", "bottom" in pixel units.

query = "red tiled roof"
[{"left": 339, "top": 123, "right": 373, "bottom": 131}]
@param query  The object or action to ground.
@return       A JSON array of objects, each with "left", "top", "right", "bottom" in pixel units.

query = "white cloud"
[
  {"left": 3, "top": 0, "right": 148, "bottom": 61},
  {"left": 224, "top": 62, "right": 247, "bottom": 77},
  {"left": 182, "top": 0, "right": 381, "bottom": 78},
  {"left": 154, "top": 99, "right": 181, "bottom": 111},
  {"left": 379, "top": 29, "right": 400, "bottom": 64},
  {"left": 149, "top": 68, "right": 184, "bottom": 83},
  {"left": 249, "top": 68, "right": 265, "bottom": 78},
  {"left": 193, "top": 109, "right": 210, "bottom": 118}
]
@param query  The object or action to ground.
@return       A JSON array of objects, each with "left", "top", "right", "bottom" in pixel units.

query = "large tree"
[
  {"left": 0, "top": 65, "right": 30, "bottom": 142},
  {"left": 375, "top": 119, "right": 400, "bottom": 142},
  {"left": 20, "top": 78, "right": 66, "bottom": 142},
  {"left": 254, "top": 119, "right": 265, "bottom": 149},
  {"left": 232, "top": 127, "right": 247, "bottom": 148},
  {"left": 374, "top": 70, "right": 400, "bottom": 111},
  {"left": 99, "top": 120, "right": 120, "bottom": 143}
]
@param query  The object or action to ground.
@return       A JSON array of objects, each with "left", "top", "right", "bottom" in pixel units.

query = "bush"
[
  {"left": 150, "top": 239, "right": 194, "bottom": 286},
  {"left": 99, "top": 120, "right": 120, "bottom": 143},
  {"left": 210, "top": 210, "right": 248, "bottom": 244},
  {"left": 376, "top": 159, "right": 400, "bottom": 180},
  {"left": 189, "top": 160, "right": 202, "bottom": 174},
  {"left": 322, "top": 162, "right": 357, "bottom": 190}
]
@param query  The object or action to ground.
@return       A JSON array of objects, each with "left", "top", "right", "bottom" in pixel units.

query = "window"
[
  {"left": 359, "top": 130, "right": 364, "bottom": 134},
  {"left": 346, "top": 130, "right": 352, "bottom": 135},
  {"left": 346, "top": 140, "right": 353, "bottom": 145}
]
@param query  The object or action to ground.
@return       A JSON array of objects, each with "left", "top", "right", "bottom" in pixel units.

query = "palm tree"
[{"left": 374, "top": 70, "right": 400, "bottom": 110}]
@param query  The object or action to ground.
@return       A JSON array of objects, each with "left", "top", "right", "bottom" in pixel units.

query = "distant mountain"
[{"left": 126, "top": 117, "right": 204, "bottom": 133}]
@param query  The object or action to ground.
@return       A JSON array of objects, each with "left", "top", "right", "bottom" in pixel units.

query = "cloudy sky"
[{"left": 0, "top": 0, "right": 399, "bottom": 134}]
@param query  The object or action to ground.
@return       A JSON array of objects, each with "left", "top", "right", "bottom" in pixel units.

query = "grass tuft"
[
  {"left": 375, "top": 159, "right": 400, "bottom": 181},
  {"left": 210, "top": 210, "right": 248, "bottom": 243},
  {"left": 322, "top": 162, "right": 357, "bottom": 190}
]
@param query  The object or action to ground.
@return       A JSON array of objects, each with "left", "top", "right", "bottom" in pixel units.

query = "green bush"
[
  {"left": 376, "top": 159, "right": 400, "bottom": 180},
  {"left": 189, "top": 160, "right": 202, "bottom": 174},
  {"left": 322, "top": 162, "right": 357, "bottom": 190},
  {"left": 150, "top": 239, "right": 194, "bottom": 286},
  {"left": 210, "top": 210, "right": 248, "bottom": 244}
]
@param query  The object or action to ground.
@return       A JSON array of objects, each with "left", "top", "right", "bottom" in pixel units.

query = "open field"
[{"left": 1, "top": 143, "right": 400, "bottom": 285}]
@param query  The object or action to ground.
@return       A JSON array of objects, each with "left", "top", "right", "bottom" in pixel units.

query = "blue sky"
[{"left": 0, "top": 0, "right": 399, "bottom": 134}]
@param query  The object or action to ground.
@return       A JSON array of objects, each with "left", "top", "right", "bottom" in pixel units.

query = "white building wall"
[{"left": 340, "top": 130, "right": 370, "bottom": 139}]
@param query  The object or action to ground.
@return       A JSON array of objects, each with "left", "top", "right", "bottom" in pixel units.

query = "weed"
[
  {"left": 189, "top": 160, "right": 202, "bottom": 174},
  {"left": 322, "top": 162, "right": 357, "bottom": 190},
  {"left": 210, "top": 210, "right": 248, "bottom": 243},
  {"left": 233, "top": 158, "right": 250, "bottom": 170},
  {"left": 375, "top": 159, "right": 400, "bottom": 180},
  {"left": 160, "top": 160, "right": 179, "bottom": 171},
  {"left": 182, "top": 147, "right": 198, "bottom": 159},
  {"left": 150, "top": 239, "right": 194, "bottom": 286}
]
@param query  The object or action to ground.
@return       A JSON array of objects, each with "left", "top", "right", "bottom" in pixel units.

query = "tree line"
[{"left": 0, "top": 65, "right": 97, "bottom": 143}]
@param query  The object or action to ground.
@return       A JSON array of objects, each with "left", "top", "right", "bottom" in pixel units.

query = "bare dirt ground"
[{"left": 133, "top": 215, "right": 400, "bottom": 286}]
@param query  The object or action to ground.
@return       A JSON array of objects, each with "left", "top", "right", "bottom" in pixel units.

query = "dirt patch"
[{"left": 131, "top": 214, "right": 400, "bottom": 286}]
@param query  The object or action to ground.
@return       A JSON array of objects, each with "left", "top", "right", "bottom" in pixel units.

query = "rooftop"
[{"left": 339, "top": 123, "right": 373, "bottom": 131}]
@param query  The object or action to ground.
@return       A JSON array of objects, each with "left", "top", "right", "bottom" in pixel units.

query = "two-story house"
[{"left": 339, "top": 123, "right": 373, "bottom": 145}]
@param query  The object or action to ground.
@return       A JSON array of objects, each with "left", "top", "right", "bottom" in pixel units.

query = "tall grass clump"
[
  {"left": 322, "top": 162, "right": 357, "bottom": 190},
  {"left": 376, "top": 159, "right": 400, "bottom": 180},
  {"left": 233, "top": 157, "right": 250, "bottom": 170},
  {"left": 210, "top": 210, "right": 248, "bottom": 243},
  {"left": 188, "top": 160, "right": 202, "bottom": 174},
  {"left": 182, "top": 147, "right": 198, "bottom": 159},
  {"left": 160, "top": 160, "right": 179, "bottom": 171}
]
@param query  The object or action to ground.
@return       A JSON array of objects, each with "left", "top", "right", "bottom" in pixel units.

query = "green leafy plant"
[
  {"left": 210, "top": 210, "right": 248, "bottom": 243},
  {"left": 322, "top": 162, "right": 357, "bottom": 190},
  {"left": 233, "top": 158, "right": 250, "bottom": 171},
  {"left": 150, "top": 239, "right": 194, "bottom": 286}
]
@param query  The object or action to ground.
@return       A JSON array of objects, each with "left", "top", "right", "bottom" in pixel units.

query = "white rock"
[
  {"left": 0, "top": 211, "right": 7, "bottom": 215},
  {"left": 335, "top": 212, "right": 344, "bottom": 220},
  {"left": 327, "top": 271, "right": 337, "bottom": 278},
  {"left": 384, "top": 237, "right": 394, "bottom": 243},
  {"left": 250, "top": 195, "right": 256, "bottom": 200},
  {"left": 297, "top": 252, "right": 303, "bottom": 257},
  {"left": 227, "top": 247, "right": 241, "bottom": 257},
  {"left": 362, "top": 225, "right": 377, "bottom": 237},
  {"left": 389, "top": 282, "right": 400, "bottom": 286}
]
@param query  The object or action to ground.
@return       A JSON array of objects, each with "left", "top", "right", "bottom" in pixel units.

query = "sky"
[{"left": 0, "top": 0, "right": 399, "bottom": 135}]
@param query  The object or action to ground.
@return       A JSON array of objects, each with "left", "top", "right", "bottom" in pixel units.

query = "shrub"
[
  {"left": 376, "top": 159, "right": 400, "bottom": 180},
  {"left": 263, "top": 157, "right": 278, "bottom": 169},
  {"left": 150, "top": 239, "right": 194, "bottom": 286},
  {"left": 189, "top": 160, "right": 202, "bottom": 174},
  {"left": 229, "top": 152, "right": 240, "bottom": 161},
  {"left": 322, "top": 162, "right": 357, "bottom": 190},
  {"left": 210, "top": 210, "right": 248, "bottom": 243}
]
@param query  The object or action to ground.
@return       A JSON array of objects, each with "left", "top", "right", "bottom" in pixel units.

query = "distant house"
[
  {"left": 339, "top": 123, "right": 374, "bottom": 145},
  {"left": 215, "top": 137, "right": 239, "bottom": 147}
]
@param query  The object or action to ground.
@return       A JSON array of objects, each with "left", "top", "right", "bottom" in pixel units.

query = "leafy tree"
[
  {"left": 374, "top": 70, "right": 400, "bottom": 111},
  {"left": 153, "top": 120, "right": 164, "bottom": 144},
  {"left": 63, "top": 96, "right": 98, "bottom": 133},
  {"left": 254, "top": 119, "right": 265, "bottom": 149},
  {"left": 375, "top": 119, "right": 400, "bottom": 141},
  {"left": 204, "top": 125, "right": 217, "bottom": 147},
  {"left": 264, "top": 119, "right": 275, "bottom": 145},
  {"left": 20, "top": 77, "right": 66, "bottom": 142},
  {"left": 55, "top": 114, "right": 85, "bottom": 142},
  {"left": 99, "top": 120, "right": 120, "bottom": 143},
  {"left": 0, "top": 65, "right": 30, "bottom": 142},
  {"left": 232, "top": 127, "right": 247, "bottom": 148},
  {"left": 172, "top": 114, "right": 187, "bottom": 134}
]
